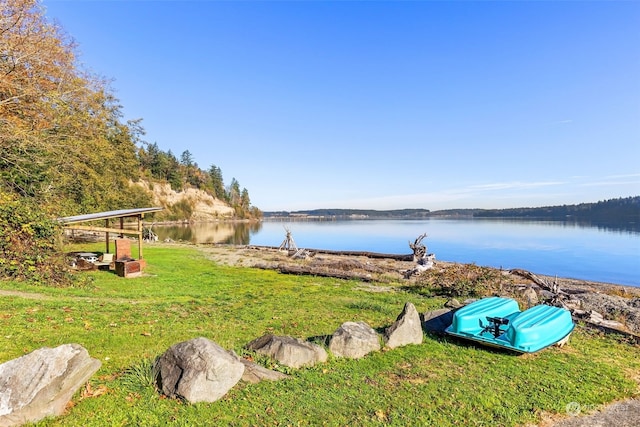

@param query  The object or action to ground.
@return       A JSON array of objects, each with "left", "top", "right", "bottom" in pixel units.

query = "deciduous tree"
[{"left": 1, "top": 0, "right": 149, "bottom": 213}]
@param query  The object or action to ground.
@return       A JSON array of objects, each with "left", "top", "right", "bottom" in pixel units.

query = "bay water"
[{"left": 154, "top": 219, "right": 640, "bottom": 287}]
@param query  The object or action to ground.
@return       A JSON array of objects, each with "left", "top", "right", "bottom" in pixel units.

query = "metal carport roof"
[{"left": 57, "top": 207, "right": 163, "bottom": 225}]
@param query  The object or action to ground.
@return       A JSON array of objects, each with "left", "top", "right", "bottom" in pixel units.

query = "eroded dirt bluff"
[{"left": 136, "top": 181, "right": 235, "bottom": 221}]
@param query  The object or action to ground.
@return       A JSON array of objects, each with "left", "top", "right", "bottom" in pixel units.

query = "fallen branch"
[{"left": 509, "top": 268, "right": 568, "bottom": 295}]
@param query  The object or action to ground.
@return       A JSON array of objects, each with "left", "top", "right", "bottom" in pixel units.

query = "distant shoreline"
[
  {"left": 261, "top": 197, "right": 640, "bottom": 232},
  {"left": 259, "top": 215, "right": 638, "bottom": 235}
]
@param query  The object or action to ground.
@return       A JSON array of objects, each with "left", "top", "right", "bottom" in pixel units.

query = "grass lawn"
[{"left": 1, "top": 243, "right": 638, "bottom": 426}]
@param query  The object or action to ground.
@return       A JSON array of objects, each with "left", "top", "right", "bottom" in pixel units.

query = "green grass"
[{"left": 1, "top": 243, "right": 638, "bottom": 426}]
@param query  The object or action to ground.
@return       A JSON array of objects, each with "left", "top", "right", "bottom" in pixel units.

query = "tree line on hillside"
[
  {"left": 138, "top": 144, "right": 259, "bottom": 219},
  {"left": 473, "top": 197, "right": 640, "bottom": 223},
  {"left": 0, "top": 0, "right": 258, "bottom": 286}
]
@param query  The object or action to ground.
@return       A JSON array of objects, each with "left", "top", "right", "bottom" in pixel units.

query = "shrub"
[
  {"left": 0, "top": 190, "right": 75, "bottom": 286},
  {"left": 413, "top": 263, "right": 505, "bottom": 298}
]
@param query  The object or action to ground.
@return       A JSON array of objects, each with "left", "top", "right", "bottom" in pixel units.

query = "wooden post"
[
  {"left": 138, "top": 214, "right": 143, "bottom": 260},
  {"left": 105, "top": 219, "right": 110, "bottom": 254}
]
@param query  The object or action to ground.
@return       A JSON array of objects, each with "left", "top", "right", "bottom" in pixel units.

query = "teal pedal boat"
[{"left": 445, "top": 296, "right": 575, "bottom": 353}]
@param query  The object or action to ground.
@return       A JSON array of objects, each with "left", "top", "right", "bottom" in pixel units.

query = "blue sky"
[{"left": 43, "top": 0, "right": 639, "bottom": 211}]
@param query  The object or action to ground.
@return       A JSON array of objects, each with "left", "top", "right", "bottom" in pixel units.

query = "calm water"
[{"left": 154, "top": 219, "right": 640, "bottom": 287}]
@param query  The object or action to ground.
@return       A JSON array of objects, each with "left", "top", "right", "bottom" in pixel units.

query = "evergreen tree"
[
  {"left": 207, "top": 165, "right": 225, "bottom": 199},
  {"left": 241, "top": 188, "right": 250, "bottom": 210},
  {"left": 180, "top": 150, "right": 194, "bottom": 168},
  {"left": 227, "top": 178, "right": 241, "bottom": 206}
]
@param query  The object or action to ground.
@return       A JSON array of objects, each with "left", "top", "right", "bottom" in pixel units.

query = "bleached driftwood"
[
  {"left": 404, "top": 233, "right": 435, "bottom": 278},
  {"left": 409, "top": 233, "right": 428, "bottom": 262}
]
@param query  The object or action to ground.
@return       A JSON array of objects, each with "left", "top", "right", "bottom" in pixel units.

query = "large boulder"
[
  {"left": 422, "top": 308, "right": 454, "bottom": 335},
  {"left": 329, "top": 321, "right": 381, "bottom": 359},
  {"left": 156, "top": 337, "right": 244, "bottom": 403},
  {"left": 384, "top": 302, "right": 424, "bottom": 349},
  {"left": 0, "top": 344, "right": 101, "bottom": 427},
  {"left": 246, "top": 335, "right": 327, "bottom": 368}
]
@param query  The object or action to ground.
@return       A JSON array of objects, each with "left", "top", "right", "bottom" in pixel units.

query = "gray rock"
[
  {"left": 156, "top": 337, "right": 244, "bottom": 403},
  {"left": 227, "top": 351, "right": 290, "bottom": 384},
  {"left": 0, "top": 344, "right": 101, "bottom": 427},
  {"left": 238, "top": 359, "right": 290, "bottom": 384},
  {"left": 384, "top": 302, "right": 424, "bottom": 348},
  {"left": 328, "top": 321, "right": 381, "bottom": 359},
  {"left": 444, "top": 299, "right": 462, "bottom": 309},
  {"left": 245, "top": 335, "right": 327, "bottom": 368},
  {"left": 422, "top": 308, "right": 454, "bottom": 334},
  {"left": 522, "top": 286, "right": 539, "bottom": 307}
]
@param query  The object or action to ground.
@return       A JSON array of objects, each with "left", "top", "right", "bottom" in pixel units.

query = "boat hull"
[{"left": 445, "top": 297, "right": 574, "bottom": 353}]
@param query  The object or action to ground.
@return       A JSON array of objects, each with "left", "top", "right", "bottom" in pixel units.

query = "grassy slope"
[{"left": 0, "top": 244, "right": 638, "bottom": 426}]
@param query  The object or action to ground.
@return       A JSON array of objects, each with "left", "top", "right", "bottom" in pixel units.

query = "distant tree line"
[
  {"left": 473, "top": 197, "right": 640, "bottom": 223},
  {"left": 264, "top": 209, "right": 432, "bottom": 218},
  {"left": 265, "top": 198, "right": 640, "bottom": 230}
]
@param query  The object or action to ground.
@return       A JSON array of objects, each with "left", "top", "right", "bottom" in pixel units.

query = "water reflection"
[
  {"left": 155, "top": 221, "right": 262, "bottom": 245},
  {"left": 153, "top": 218, "right": 640, "bottom": 286},
  {"left": 453, "top": 217, "right": 639, "bottom": 235}
]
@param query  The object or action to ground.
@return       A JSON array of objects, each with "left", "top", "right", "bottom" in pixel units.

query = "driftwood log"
[
  {"left": 247, "top": 245, "right": 415, "bottom": 282},
  {"left": 247, "top": 246, "right": 412, "bottom": 261},
  {"left": 257, "top": 264, "right": 375, "bottom": 282},
  {"left": 409, "top": 233, "right": 427, "bottom": 262},
  {"left": 403, "top": 233, "right": 435, "bottom": 279}
]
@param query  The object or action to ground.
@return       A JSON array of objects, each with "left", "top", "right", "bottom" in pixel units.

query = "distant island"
[{"left": 263, "top": 196, "right": 640, "bottom": 232}]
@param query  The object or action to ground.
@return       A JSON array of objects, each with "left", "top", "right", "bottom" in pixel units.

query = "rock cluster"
[
  {"left": 154, "top": 301, "right": 425, "bottom": 405},
  {"left": 9, "top": 291, "right": 634, "bottom": 426},
  {"left": 0, "top": 300, "right": 429, "bottom": 426}
]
